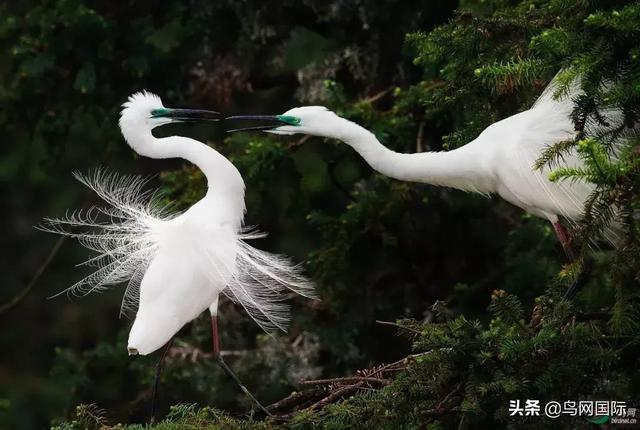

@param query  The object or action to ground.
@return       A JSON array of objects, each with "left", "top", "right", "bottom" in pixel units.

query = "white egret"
[
  {"left": 42, "top": 91, "right": 316, "bottom": 415},
  {"left": 228, "top": 76, "right": 624, "bottom": 299}
]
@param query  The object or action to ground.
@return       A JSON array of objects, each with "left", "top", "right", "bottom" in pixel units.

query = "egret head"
[
  {"left": 227, "top": 106, "right": 345, "bottom": 138},
  {"left": 119, "top": 91, "right": 220, "bottom": 132}
]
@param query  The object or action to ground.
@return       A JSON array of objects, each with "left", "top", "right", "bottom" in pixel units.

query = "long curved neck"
[
  {"left": 335, "top": 121, "right": 495, "bottom": 195},
  {"left": 122, "top": 126, "right": 246, "bottom": 213}
]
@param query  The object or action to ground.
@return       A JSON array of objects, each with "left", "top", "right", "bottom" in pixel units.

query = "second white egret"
[{"left": 228, "top": 75, "right": 626, "bottom": 299}]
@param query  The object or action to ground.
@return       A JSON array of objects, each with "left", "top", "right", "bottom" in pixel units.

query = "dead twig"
[
  {"left": 166, "top": 341, "right": 249, "bottom": 363},
  {"left": 301, "top": 376, "right": 391, "bottom": 386},
  {"left": 267, "top": 388, "right": 326, "bottom": 413},
  {"left": 266, "top": 349, "right": 459, "bottom": 419},
  {"left": 362, "top": 88, "right": 392, "bottom": 104},
  {"left": 416, "top": 121, "right": 425, "bottom": 152},
  {"left": 0, "top": 236, "right": 65, "bottom": 314},
  {"left": 307, "top": 381, "right": 365, "bottom": 412},
  {"left": 267, "top": 350, "right": 449, "bottom": 418},
  {"left": 435, "top": 383, "right": 462, "bottom": 413},
  {"left": 375, "top": 319, "right": 422, "bottom": 335},
  {"left": 287, "top": 135, "right": 311, "bottom": 151}
]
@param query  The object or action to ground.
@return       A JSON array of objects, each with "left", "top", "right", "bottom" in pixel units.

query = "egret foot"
[
  {"left": 210, "top": 315, "right": 273, "bottom": 417},
  {"left": 149, "top": 337, "right": 174, "bottom": 423}
]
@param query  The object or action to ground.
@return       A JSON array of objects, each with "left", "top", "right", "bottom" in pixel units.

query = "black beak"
[
  {"left": 225, "top": 115, "right": 288, "bottom": 133},
  {"left": 165, "top": 109, "right": 221, "bottom": 122}
]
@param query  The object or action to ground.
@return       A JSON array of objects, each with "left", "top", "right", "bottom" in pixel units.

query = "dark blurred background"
[{"left": 0, "top": 1, "right": 565, "bottom": 428}]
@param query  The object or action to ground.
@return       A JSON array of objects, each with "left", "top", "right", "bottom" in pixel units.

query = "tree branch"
[
  {"left": 301, "top": 376, "right": 391, "bottom": 386},
  {"left": 0, "top": 236, "right": 65, "bottom": 314}
]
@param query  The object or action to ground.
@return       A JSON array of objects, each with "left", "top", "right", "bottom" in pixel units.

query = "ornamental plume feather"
[{"left": 40, "top": 169, "right": 316, "bottom": 332}]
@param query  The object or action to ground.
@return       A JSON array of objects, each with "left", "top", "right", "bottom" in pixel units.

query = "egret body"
[{"left": 44, "top": 92, "right": 315, "bottom": 414}]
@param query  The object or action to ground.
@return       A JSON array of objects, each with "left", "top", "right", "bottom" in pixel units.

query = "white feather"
[{"left": 41, "top": 169, "right": 316, "bottom": 332}]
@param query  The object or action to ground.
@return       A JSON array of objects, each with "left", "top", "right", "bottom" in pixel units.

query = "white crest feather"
[{"left": 121, "top": 91, "right": 163, "bottom": 110}]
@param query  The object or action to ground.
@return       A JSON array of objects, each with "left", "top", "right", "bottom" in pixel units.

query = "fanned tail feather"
[{"left": 200, "top": 227, "right": 316, "bottom": 333}]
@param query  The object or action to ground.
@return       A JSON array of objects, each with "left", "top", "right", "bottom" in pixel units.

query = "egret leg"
[
  {"left": 150, "top": 337, "right": 174, "bottom": 423},
  {"left": 552, "top": 221, "right": 576, "bottom": 261},
  {"left": 551, "top": 221, "right": 589, "bottom": 300},
  {"left": 210, "top": 315, "right": 273, "bottom": 417}
]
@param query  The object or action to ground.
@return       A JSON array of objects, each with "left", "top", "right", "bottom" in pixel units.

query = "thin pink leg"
[
  {"left": 211, "top": 314, "right": 220, "bottom": 356},
  {"left": 552, "top": 221, "right": 576, "bottom": 261},
  {"left": 552, "top": 220, "right": 587, "bottom": 300}
]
